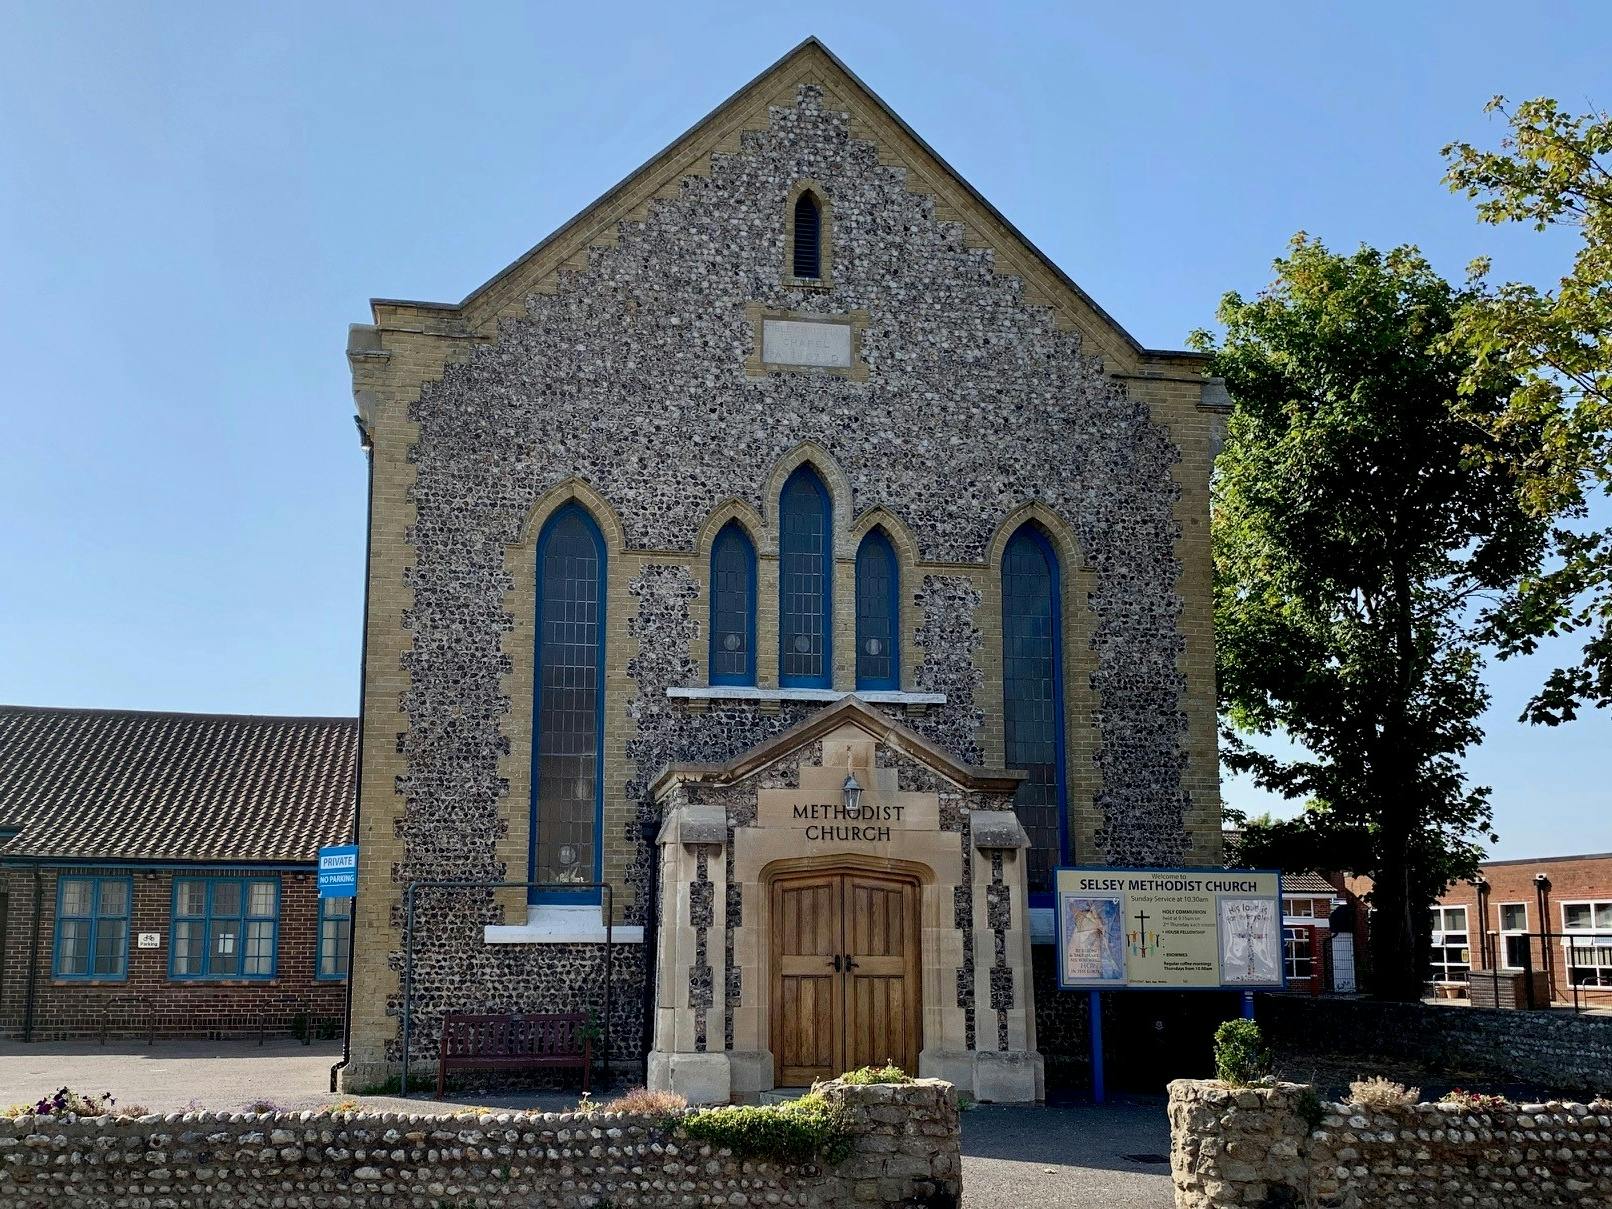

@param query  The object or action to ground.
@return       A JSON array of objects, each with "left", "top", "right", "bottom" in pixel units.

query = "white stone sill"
[
  {"left": 666, "top": 686, "right": 945, "bottom": 706},
  {"left": 484, "top": 905, "right": 644, "bottom": 946}
]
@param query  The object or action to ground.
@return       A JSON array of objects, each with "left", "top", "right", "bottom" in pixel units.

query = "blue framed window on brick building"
[
  {"left": 778, "top": 466, "right": 832, "bottom": 688},
  {"left": 855, "top": 528, "right": 900, "bottom": 691},
  {"left": 317, "top": 896, "right": 351, "bottom": 980},
  {"left": 53, "top": 875, "right": 131, "bottom": 980},
  {"left": 1001, "top": 525, "right": 1067, "bottom": 902},
  {"left": 709, "top": 521, "right": 757, "bottom": 686},
  {"left": 170, "top": 876, "right": 279, "bottom": 980},
  {"left": 532, "top": 502, "right": 607, "bottom": 904}
]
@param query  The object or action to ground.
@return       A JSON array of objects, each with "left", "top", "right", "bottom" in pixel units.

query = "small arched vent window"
[{"left": 792, "top": 191, "right": 822, "bottom": 279}]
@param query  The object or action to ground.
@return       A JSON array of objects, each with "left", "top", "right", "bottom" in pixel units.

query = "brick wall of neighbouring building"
[
  {"left": 0, "top": 866, "right": 345, "bottom": 1041},
  {"left": 1430, "top": 852, "right": 1612, "bottom": 1005}
]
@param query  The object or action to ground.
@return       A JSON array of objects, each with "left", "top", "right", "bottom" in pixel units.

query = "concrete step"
[{"left": 757, "top": 1088, "right": 810, "bottom": 1104}]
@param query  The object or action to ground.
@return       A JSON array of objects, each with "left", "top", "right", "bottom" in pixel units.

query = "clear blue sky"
[{"left": 2, "top": 2, "right": 1607, "bottom": 859}]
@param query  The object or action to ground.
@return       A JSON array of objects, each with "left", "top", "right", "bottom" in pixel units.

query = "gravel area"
[{"left": 0, "top": 1039, "right": 1174, "bottom": 1207}]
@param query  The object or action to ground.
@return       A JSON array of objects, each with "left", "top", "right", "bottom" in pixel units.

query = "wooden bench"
[{"left": 437, "top": 1012, "right": 591, "bottom": 1097}]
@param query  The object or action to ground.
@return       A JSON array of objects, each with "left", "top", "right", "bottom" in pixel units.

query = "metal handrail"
[{"left": 400, "top": 879, "right": 615, "bottom": 1098}]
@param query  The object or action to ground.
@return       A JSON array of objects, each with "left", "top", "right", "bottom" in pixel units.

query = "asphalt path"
[{"left": 961, "top": 1100, "right": 1174, "bottom": 1208}]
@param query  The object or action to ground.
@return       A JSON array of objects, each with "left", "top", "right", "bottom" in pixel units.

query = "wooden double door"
[{"left": 769, "top": 869, "right": 921, "bottom": 1086}]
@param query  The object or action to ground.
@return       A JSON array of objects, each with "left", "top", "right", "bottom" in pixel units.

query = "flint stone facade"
[
  {"left": 341, "top": 40, "right": 1223, "bottom": 1095},
  {"left": 0, "top": 1078, "right": 961, "bottom": 1209},
  {"left": 1168, "top": 1080, "right": 1612, "bottom": 1209}
]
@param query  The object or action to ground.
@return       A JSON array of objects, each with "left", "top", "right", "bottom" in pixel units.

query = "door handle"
[
  {"left": 844, "top": 954, "right": 859, "bottom": 971},
  {"left": 829, "top": 955, "right": 842, "bottom": 973}
]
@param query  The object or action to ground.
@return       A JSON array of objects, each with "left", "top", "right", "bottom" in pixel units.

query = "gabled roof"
[
  {"left": 0, "top": 705, "right": 356, "bottom": 864},
  {"left": 366, "top": 37, "right": 1207, "bottom": 375},
  {"left": 649, "top": 694, "right": 1024, "bottom": 798}
]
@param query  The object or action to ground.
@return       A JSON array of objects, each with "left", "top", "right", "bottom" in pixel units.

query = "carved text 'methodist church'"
[{"left": 341, "top": 39, "right": 1225, "bottom": 1103}]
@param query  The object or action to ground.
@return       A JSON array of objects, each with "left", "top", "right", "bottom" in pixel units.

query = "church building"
[{"left": 340, "top": 39, "right": 1225, "bottom": 1103}]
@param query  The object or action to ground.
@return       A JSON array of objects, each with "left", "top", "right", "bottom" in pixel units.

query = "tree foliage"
[
  {"left": 1193, "top": 236, "right": 1549, "bottom": 1000},
  {"left": 1444, "top": 97, "right": 1612, "bottom": 724}
]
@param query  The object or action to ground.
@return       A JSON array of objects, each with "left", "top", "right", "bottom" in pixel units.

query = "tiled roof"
[
  {"left": 1280, "top": 871, "right": 1340, "bottom": 895},
  {"left": 0, "top": 705, "right": 356, "bottom": 863}
]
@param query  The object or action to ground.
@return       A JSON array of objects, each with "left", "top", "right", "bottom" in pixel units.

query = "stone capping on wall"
[
  {"left": 1168, "top": 1079, "right": 1612, "bottom": 1209},
  {"left": 0, "top": 1077, "right": 961, "bottom": 1209}
]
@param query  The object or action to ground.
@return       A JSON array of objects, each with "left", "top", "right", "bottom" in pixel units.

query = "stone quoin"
[{"left": 338, "top": 37, "right": 1226, "bottom": 1101}]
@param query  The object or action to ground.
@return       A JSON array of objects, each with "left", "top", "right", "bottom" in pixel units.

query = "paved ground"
[
  {"left": 0, "top": 1039, "right": 1173, "bottom": 1207},
  {"left": 962, "top": 1101, "right": 1172, "bottom": 1208}
]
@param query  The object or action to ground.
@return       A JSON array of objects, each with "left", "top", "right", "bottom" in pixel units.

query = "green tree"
[
  {"left": 1194, "top": 236, "right": 1549, "bottom": 1001},
  {"left": 1443, "top": 97, "right": 1612, "bottom": 724}
]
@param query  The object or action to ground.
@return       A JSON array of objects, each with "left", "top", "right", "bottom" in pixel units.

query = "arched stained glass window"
[
  {"left": 855, "top": 529, "right": 899, "bottom": 691},
  {"left": 531, "top": 503, "right": 606, "bottom": 904},
  {"left": 792, "top": 191, "right": 822, "bottom": 279},
  {"left": 778, "top": 466, "right": 832, "bottom": 688},
  {"left": 1001, "top": 525, "right": 1066, "bottom": 898},
  {"left": 709, "top": 521, "right": 756, "bottom": 686}
]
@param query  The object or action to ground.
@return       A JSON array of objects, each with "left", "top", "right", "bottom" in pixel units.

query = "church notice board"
[{"left": 1053, "top": 866, "right": 1285, "bottom": 991}]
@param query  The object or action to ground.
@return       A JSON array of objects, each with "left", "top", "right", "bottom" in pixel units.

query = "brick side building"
[
  {"left": 340, "top": 38, "right": 1226, "bottom": 1102},
  {"left": 0, "top": 706, "right": 357, "bottom": 1040},
  {"left": 1431, "top": 852, "right": 1612, "bottom": 1006}
]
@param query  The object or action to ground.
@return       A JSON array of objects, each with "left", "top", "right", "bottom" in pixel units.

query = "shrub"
[
  {"left": 836, "top": 1064, "right": 912, "bottom": 1085},
  {"left": 1441, "top": 1088, "right": 1510, "bottom": 1111},
  {"left": 242, "top": 1098, "right": 285, "bottom": 1114},
  {"left": 1213, "top": 1019, "right": 1272, "bottom": 1086},
  {"left": 677, "top": 1092, "right": 851, "bottom": 1165},
  {"left": 1, "top": 1088, "right": 141, "bottom": 1118},
  {"left": 1349, "top": 1077, "right": 1419, "bottom": 1107},
  {"left": 601, "top": 1086, "right": 688, "bottom": 1115}
]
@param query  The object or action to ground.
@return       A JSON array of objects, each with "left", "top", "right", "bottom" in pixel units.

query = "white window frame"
[
  {"left": 1496, "top": 901, "right": 1529, "bottom": 971},
  {"left": 1559, "top": 899, "right": 1612, "bottom": 989},
  {"left": 1282, "top": 925, "right": 1314, "bottom": 981},
  {"left": 1428, "top": 905, "right": 1471, "bottom": 983}
]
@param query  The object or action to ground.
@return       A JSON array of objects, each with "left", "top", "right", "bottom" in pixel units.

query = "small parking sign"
[{"left": 318, "top": 844, "right": 359, "bottom": 897}]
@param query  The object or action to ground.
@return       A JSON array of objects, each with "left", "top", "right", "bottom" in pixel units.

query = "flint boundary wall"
[
  {"left": 0, "top": 1077, "right": 960, "bottom": 1209},
  {"left": 1168, "top": 1080, "right": 1612, "bottom": 1209},
  {"left": 1257, "top": 993, "right": 1612, "bottom": 1095}
]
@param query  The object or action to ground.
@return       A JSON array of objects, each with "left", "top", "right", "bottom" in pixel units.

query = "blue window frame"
[
  {"left": 855, "top": 528, "right": 900, "bottom": 691},
  {"left": 1001, "top": 525, "right": 1068, "bottom": 902},
  {"left": 532, "top": 503, "right": 607, "bottom": 904},
  {"left": 778, "top": 466, "right": 832, "bottom": 688},
  {"left": 709, "top": 521, "right": 757, "bottom": 686},
  {"left": 317, "top": 896, "right": 351, "bottom": 980},
  {"left": 170, "top": 876, "right": 279, "bottom": 980},
  {"left": 53, "top": 875, "right": 131, "bottom": 980}
]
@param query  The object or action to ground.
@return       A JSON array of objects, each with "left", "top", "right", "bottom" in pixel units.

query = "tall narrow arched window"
[
  {"left": 792, "top": 191, "right": 822, "bottom": 279},
  {"left": 531, "top": 503, "right": 606, "bottom": 904},
  {"left": 709, "top": 521, "right": 757, "bottom": 686},
  {"left": 778, "top": 466, "right": 832, "bottom": 688},
  {"left": 1001, "top": 524, "right": 1067, "bottom": 901},
  {"left": 855, "top": 528, "right": 899, "bottom": 691}
]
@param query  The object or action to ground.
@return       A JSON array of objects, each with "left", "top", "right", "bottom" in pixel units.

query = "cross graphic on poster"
[
  {"left": 1132, "top": 908, "right": 1151, "bottom": 957},
  {"left": 1221, "top": 897, "right": 1279, "bottom": 982}
]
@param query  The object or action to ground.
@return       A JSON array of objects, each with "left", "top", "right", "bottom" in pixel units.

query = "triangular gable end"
[
  {"left": 364, "top": 37, "right": 1208, "bottom": 381},
  {"left": 647, "top": 695, "right": 1024, "bottom": 800}
]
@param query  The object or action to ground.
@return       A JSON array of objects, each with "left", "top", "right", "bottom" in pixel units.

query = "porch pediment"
[{"left": 647, "top": 694, "right": 1023, "bottom": 802}]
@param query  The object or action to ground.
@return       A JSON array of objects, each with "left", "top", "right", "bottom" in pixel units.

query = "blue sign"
[{"left": 318, "top": 844, "right": 358, "bottom": 897}]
